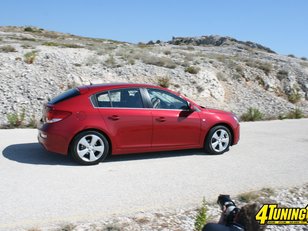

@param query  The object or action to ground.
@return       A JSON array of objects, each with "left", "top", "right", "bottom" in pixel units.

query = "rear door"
[
  {"left": 146, "top": 88, "right": 201, "bottom": 147},
  {"left": 96, "top": 88, "right": 152, "bottom": 150}
]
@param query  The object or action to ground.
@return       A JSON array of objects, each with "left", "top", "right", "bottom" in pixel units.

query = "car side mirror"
[{"left": 187, "top": 102, "right": 195, "bottom": 111}]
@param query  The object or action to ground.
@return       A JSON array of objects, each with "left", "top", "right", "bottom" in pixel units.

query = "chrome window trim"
[
  {"left": 89, "top": 87, "right": 200, "bottom": 112},
  {"left": 90, "top": 87, "right": 145, "bottom": 109}
]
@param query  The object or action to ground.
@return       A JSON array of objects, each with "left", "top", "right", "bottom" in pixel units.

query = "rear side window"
[
  {"left": 49, "top": 88, "right": 80, "bottom": 105},
  {"left": 96, "top": 88, "right": 144, "bottom": 108},
  {"left": 97, "top": 92, "right": 111, "bottom": 107}
]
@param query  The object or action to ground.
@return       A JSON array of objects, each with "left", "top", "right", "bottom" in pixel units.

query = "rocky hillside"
[{"left": 0, "top": 26, "right": 308, "bottom": 126}]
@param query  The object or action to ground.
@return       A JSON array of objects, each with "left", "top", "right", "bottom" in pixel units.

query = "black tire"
[
  {"left": 204, "top": 125, "right": 232, "bottom": 155},
  {"left": 70, "top": 130, "right": 109, "bottom": 165}
]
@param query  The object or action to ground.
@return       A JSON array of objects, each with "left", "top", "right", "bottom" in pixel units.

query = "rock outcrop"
[{"left": 0, "top": 26, "right": 307, "bottom": 125}]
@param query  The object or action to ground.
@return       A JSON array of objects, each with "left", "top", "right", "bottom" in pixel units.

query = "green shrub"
[
  {"left": 241, "top": 107, "right": 263, "bottom": 121},
  {"left": 258, "top": 62, "right": 272, "bottom": 75},
  {"left": 278, "top": 114, "right": 287, "bottom": 120},
  {"left": 185, "top": 66, "right": 200, "bottom": 74},
  {"left": 127, "top": 58, "right": 135, "bottom": 65},
  {"left": 0, "top": 45, "right": 16, "bottom": 53},
  {"left": 287, "top": 54, "right": 295, "bottom": 58},
  {"left": 300, "top": 62, "right": 308, "bottom": 68},
  {"left": 194, "top": 198, "right": 207, "bottom": 231},
  {"left": 256, "top": 76, "right": 265, "bottom": 87},
  {"left": 245, "top": 60, "right": 272, "bottom": 75},
  {"left": 301, "top": 57, "right": 307, "bottom": 61},
  {"left": 28, "top": 115, "right": 38, "bottom": 128},
  {"left": 105, "top": 55, "right": 116, "bottom": 67},
  {"left": 142, "top": 55, "right": 177, "bottom": 69},
  {"left": 42, "top": 41, "right": 60, "bottom": 46},
  {"left": 196, "top": 85, "right": 204, "bottom": 93},
  {"left": 7, "top": 109, "right": 26, "bottom": 128},
  {"left": 276, "top": 70, "right": 288, "bottom": 80},
  {"left": 216, "top": 72, "right": 226, "bottom": 81},
  {"left": 24, "top": 51, "right": 37, "bottom": 64},
  {"left": 157, "top": 77, "right": 170, "bottom": 88},
  {"left": 215, "top": 55, "right": 227, "bottom": 63},
  {"left": 232, "top": 73, "right": 242, "bottom": 81},
  {"left": 24, "top": 27, "right": 43, "bottom": 33},
  {"left": 24, "top": 27, "right": 35, "bottom": 32},
  {"left": 288, "top": 90, "right": 301, "bottom": 104},
  {"left": 20, "top": 37, "right": 36, "bottom": 42},
  {"left": 164, "top": 50, "right": 171, "bottom": 55},
  {"left": 238, "top": 192, "right": 259, "bottom": 203},
  {"left": 42, "top": 42, "right": 82, "bottom": 48},
  {"left": 235, "top": 65, "right": 244, "bottom": 76},
  {"left": 62, "top": 43, "right": 82, "bottom": 48},
  {"left": 137, "top": 42, "right": 151, "bottom": 48},
  {"left": 21, "top": 44, "right": 34, "bottom": 49},
  {"left": 287, "top": 108, "right": 304, "bottom": 119}
]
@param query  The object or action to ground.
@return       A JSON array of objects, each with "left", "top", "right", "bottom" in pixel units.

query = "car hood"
[{"left": 199, "top": 106, "right": 233, "bottom": 116}]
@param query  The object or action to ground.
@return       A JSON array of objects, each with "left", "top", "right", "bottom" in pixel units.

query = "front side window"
[
  {"left": 147, "top": 88, "right": 188, "bottom": 110},
  {"left": 96, "top": 88, "right": 144, "bottom": 108}
]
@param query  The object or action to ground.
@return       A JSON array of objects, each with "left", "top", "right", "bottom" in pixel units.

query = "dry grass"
[
  {"left": 0, "top": 45, "right": 16, "bottom": 52},
  {"left": 157, "top": 76, "right": 170, "bottom": 88},
  {"left": 288, "top": 90, "right": 301, "bottom": 104},
  {"left": 24, "top": 51, "right": 37, "bottom": 64},
  {"left": 238, "top": 191, "right": 260, "bottom": 203},
  {"left": 185, "top": 66, "right": 200, "bottom": 74}
]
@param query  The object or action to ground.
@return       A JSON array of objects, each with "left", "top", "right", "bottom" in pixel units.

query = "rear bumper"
[{"left": 38, "top": 125, "right": 69, "bottom": 155}]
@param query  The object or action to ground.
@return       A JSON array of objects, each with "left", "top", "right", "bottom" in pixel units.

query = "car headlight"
[{"left": 232, "top": 114, "right": 239, "bottom": 123}]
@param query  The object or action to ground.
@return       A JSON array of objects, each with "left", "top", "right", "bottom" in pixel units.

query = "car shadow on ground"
[
  {"left": 2, "top": 143, "right": 207, "bottom": 165},
  {"left": 2, "top": 143, "right": 77, "bottom": 166},
  {"left": 106, "top": 149, "right": 205, "bottom": 163}
]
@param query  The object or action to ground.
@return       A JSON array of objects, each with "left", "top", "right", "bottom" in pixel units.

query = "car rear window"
[{"left": 49, "top": 88, "right": 80, "bottom": 105}]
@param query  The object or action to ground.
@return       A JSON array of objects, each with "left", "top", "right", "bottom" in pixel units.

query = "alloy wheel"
[
  {"left": 210, "top": 129, "right": 230, "bottom": 152},
  {"left": 77, "top": 134, "right": 105, "bottom": 162}
]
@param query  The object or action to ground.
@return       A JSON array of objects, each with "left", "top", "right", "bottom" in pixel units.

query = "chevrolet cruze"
[{"left": 38, "top": 83, "right": 240, "bottom": 165}]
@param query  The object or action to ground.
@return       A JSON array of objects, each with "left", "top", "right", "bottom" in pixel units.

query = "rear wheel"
[
  {"left": 204, "top": 125, "right": 231, "bottom": 155},
  {"left": 70, "top": 131, "right": 109, "bottom": 165}
]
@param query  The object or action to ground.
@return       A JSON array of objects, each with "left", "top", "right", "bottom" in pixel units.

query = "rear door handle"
[
  {"left": 156, "top": 117, "right": 166, "bottom": 122},
  {"left": 108, "top": 115, "right": 120, "bottom": 121}
]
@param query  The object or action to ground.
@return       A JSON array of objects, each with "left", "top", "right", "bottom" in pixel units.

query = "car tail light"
[{"left": 45, "top": 107, "right": 72, "bottom": 123}]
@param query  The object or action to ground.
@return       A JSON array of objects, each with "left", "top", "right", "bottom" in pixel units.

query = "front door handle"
[
  {"left": 156, "top": 117, "right": 166, "bottom": 122},
  {"left": 108, "top": 115, "right": 120, "bottom": 121}
]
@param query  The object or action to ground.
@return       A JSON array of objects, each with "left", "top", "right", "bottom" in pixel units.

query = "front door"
[{"left": 146, "top": 88, "right": 201, "bottom": 147}]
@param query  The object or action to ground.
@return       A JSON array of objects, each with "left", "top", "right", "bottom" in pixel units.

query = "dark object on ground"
[{"left": 203, "top": 195, "right": 266, "bottom": 231}]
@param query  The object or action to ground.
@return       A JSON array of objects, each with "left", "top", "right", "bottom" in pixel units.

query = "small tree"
[
  {"left": 24, "top": 51, "right": 37, "bottom": 64},
  {"left": 185, "top": 66, "right": 200, "bottom": 74},
  {"left": 7, "top": 109, "right": 26, "bottom": 128},
  {"left": 157, "top": 77, "right": 170, "bottom": 88},
  {"left": 194, "top": 198, "right": 207, "bottom": 231},
  {"left": 287, "top": 108, "right": 304, "bottom": 119},
  {"left": 241, "top": 108, "right": 263, "bottom": 121}
]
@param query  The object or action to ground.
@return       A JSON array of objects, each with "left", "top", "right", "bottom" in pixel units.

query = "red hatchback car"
[{"left": 38, "top": 83, "right": 240, "bottom": 165}]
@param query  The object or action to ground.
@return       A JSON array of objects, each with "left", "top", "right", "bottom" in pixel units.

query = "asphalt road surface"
[{"left": 0, "top": 119, "right": 307, "bottom": 230}]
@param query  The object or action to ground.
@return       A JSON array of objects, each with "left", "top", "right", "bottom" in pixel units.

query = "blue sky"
[{"left": 1, "top": 0, "right": 308, "bottom": 57}]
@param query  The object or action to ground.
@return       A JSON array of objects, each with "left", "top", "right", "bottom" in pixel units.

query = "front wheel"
[
  {"left": 204, "top": 125, "right": 231, "bottom": 155},
  {"left": 70, "top": 131, "right": 109, "bottom": 165}
]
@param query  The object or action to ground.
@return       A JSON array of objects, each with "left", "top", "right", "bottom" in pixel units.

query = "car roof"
[{"left": 78, "top": 83, "right": 161, "bottom": 93}]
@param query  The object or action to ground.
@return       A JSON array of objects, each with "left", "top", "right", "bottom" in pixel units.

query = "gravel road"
[{"left": 0, "top": 119, "right": 307, "bottom": 230}]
